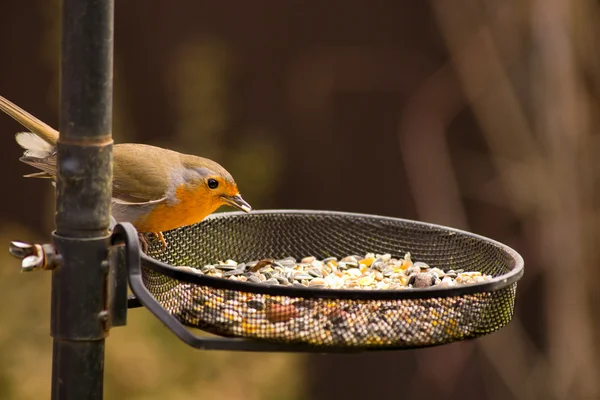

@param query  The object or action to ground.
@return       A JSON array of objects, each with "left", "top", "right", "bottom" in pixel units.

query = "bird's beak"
[{"left": 224, "top": 194, "right": 252, "bottom": 213}]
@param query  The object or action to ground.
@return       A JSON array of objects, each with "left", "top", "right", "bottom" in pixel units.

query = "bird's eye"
[{"left": 207, "top": 178, "right": 219, "bottom": 189}]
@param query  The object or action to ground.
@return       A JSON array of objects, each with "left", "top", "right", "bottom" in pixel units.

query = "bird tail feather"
[{"left": 15, "top": 132, "right": 55, "bottom": 158}]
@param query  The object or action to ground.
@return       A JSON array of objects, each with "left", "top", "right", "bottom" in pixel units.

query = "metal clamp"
[{"left": 8, "top": 235, "right": 129, "bottom": 329}]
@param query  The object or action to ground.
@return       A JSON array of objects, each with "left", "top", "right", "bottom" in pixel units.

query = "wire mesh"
[{"left": 141, "top": 210, "right": 523, "bottom": 349}]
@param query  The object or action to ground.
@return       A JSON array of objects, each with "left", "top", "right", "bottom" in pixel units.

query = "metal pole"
[{"left": 51, "top": 0, "right": 114, "bottom": 399}]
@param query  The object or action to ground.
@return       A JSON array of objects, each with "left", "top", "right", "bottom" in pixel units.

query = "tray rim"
[{"left": 139, "top": 209, "right": 524, "bottom": 300}]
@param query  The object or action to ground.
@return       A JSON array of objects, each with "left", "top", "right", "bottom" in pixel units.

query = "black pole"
[{"left": 51, "top": 0, "right": 114, "bottom": 399}]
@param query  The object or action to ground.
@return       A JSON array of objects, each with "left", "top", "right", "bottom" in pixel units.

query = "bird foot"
[
  {"left": 137, "top": 232, "right": 167, "bottom": 253},
  {"left": 138, "top": 233, "right": 150, "bottom": 253}
]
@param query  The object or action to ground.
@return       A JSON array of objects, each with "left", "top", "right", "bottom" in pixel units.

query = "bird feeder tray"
[{"left": 119, "top": 210, "right": 523, "bottom": 352}]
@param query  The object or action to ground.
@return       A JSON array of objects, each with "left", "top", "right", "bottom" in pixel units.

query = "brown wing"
[
  {"left": 111, "top": 143, "right": 182, "bottom": 203},
  {"left": 20, "top": 143, "right": 182, "bottom": 204}
]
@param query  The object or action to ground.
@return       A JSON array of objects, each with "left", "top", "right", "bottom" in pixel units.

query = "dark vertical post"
[{"left": 51, "top": 0, "right": 114, "bottom": 399}]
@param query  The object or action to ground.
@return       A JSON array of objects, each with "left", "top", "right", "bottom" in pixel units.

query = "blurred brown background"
[{"left": 1, "top": 0, "right": 599, "bottom": 399}]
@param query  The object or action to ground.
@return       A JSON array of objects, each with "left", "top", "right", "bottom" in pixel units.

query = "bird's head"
[{"left": 178, "top": 155, "right": 251, "bottom": 218}]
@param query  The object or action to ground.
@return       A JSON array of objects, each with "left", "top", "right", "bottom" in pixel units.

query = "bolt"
[
  {"left": 100, "top": 260, "right": 109, "bottom": 273},
  {"left": 97, "top": 310, "right": 109, "bottom": 322}
]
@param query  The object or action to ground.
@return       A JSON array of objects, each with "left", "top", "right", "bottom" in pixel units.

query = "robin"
[{"left": 0, "top": 95, "right": 251, "bottom": 249}]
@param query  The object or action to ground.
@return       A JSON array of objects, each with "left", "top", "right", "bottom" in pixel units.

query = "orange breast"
[{"left": 133, "top": 184, "right": 224, "bottom": 232}]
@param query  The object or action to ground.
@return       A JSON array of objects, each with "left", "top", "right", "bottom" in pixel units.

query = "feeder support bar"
[{"left": 51, "top": 0, "right": 114, "bottom": 399}]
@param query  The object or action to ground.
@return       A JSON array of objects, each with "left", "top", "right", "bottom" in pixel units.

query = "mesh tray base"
[{"left": 141, "top": 210, "right": 523, "bottom": 349}]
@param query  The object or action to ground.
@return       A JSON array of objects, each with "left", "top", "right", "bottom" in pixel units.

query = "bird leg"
[{"left": 153, "top": 232, "right": 168, "bottom": 250}]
